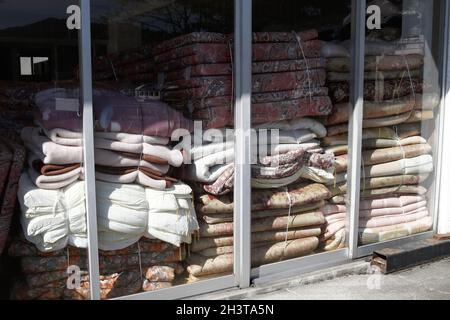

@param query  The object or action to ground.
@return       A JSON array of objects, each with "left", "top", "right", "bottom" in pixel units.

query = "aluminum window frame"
[
  {"left": 76, "top": 0, "right": 449, "bottom": 299},
  {"left": 78, "top": 0, "right": 245, "bottom": 300},
  {"left": 353, "top": 0, "right": 448, "bottom": 258}
]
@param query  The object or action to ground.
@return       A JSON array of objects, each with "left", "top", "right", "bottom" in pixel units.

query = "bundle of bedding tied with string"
[
  {"left": 17, "top": 172, "right": 199, "bottom": 252},
  {"left": 8, "top": 237, "right": 186, "bottom": 299},
  {"left": 178, "top": 118, "right": 335, "bottom": 281},
  {"left": 319, "top": 124, "right": 434, "bottom": 249},
  {"left": 321, "top": 37, "right": 437, "bottom": 137},
  {"left": 316, "top": 38, "right": 436, "bottom": 248},
  {"left": 154, "top": 30, "right": 332, "bottom": 129},
  {"left": 26, "top": 87, "right": 193, "bottom": 190}
]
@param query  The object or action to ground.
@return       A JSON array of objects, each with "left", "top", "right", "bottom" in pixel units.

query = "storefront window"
[
  {"left": 0, "top": 0, "right": 447, "bottom": 300},
  {"left": 0, "top": 0, "right": 91, "bottom": 300},
  {"left": 90, "top": 0, "right": 234, "bottom": 298}
]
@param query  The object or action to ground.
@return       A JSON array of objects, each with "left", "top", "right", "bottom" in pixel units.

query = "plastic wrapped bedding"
[
  {"left": 18, "top": 173, "right": 199, "bottom": 252},
  {"left": 145, "top": 183, "right": 199, "bottom": 245},
  {"left": 18, "top": 173, "right": 87, "bottom": 252}
]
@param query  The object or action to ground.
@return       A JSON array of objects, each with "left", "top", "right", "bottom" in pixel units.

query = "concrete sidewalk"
[
  {"left": 248, "top": 257, "right": 450, "bottom": 300},
  {"left": 189, "top": 257, "right": 450, "bottom": 300}
]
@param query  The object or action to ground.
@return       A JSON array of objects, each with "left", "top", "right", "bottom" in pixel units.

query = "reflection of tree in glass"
[
  {"left": 137, "top": 0, "right": 233, "bottom": 35},
  {"left": 94, "top": 0, "right": 233, "bottom": 36}
]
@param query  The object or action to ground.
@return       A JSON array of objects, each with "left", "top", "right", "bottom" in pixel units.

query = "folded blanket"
[
  {"left": 0, "top": 138, "right": 26, "bottom": 254},
  {"left": 359, "top": 216, "right": 432, "bottom": 245},
  {"left": 28, "top": 166, "right": 83, "bottom": 190},
  {"left": 328, "top": 78, "right": 423, "bottom": 103},
  {"left": 198, "top": 211, "right": 325, "bottom": 237},
  {"left": 95, "top": 166, "right": 176, "bottom": 190},
  {"left": 329, "top": 174, "right": 429, "bottom": 196},
  {"left": 192, "top": 96, "right": 333, "bottom": 128},
  {"left": 252, "top": 58, "right": 326, "bottom": 74},
  {"left": 414, "top": 93, "right": 440, "bottom": 110},
  {"left": 95, "top": 149, "right": 170, "bottom": 174},
  {"left": 322, "top": 127, "right": 406, "bottom": 146},
  {"left": 326, "top": 95, "right": 415, "bottom": 126},
  {"left": 198, "top": 183, "right": 331, "bottom": 214},
  {"left": 360, "top": 210, "right": 429, "bottom": 228},
  {"left": 169, "top": 87, "right": 329, "bottom": 111},
  {"left": 190, "top": 226, "right": 322, "bottom": 252},
  {"left": 165, "top": 70, "right": 326, "bottom": 93},
  {"left": 359, "top": 200, "right": 427, "bottom": 218},
  {"left": 334, "top": 143, "right": 432, "bottom": 173},
  {"left": 405, "top": 110, "right": 434, "bottom": 123},
  {"left": 327, "top": 69, "right": 422, "bottom": 81},
  {"left": 94, "top": 137, "right": 183, "bottom": 167},
  {"left": 327, "top": 111, "right": 415, "bottom": 136},
  {"left": 187, "top": 237, "right": 319, "bottom": 277},
  {"left": 359, "top": 195, "right": 426, "bottom": 210},
  {"left": 326, "top": 54, "right": 424, "bottom": 72},
  {"left": 21, "top": 127, "right": 82, "bottom": 165}
]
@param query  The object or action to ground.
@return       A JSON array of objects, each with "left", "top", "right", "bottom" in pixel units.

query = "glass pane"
[
  {"left": 355, "top": 0, "right": 441, "bottom": 246},
  {"left": 0, "top": 1, "right": 89, "bottom": 299},
  {"left": 90, "top": 0, "right": 234, "bottom": 298},
  {"left": 250, "top": 0, "right": 352, "bottom": 270}
]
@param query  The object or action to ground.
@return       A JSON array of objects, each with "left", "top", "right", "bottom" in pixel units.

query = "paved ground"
[{"left": 247, "top": 257, "right": 450, "bottom": 300}]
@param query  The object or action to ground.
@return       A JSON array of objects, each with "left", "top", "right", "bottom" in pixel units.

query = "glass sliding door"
[
  {"left": 356, "top": 0, "right": 443, "bottom": 247},
  {"left": 250, "top": 0, "right": 352, "bottom": 272},
  {"left": 89, "top": 0, "right": 235, "bottom": 298},
  {"left": 0, "top": 0, "right": 91, "bottom": 299}
]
